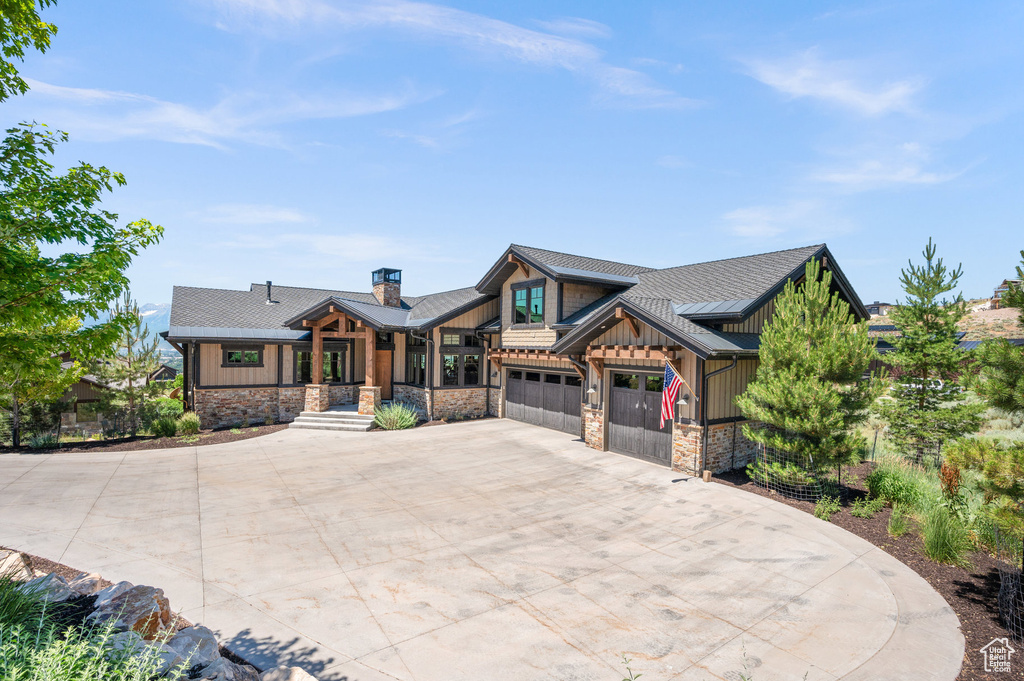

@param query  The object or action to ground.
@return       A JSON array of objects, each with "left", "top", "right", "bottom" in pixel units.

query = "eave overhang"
[{"left": 475, "top": 246, "right": 638, "bottom": 295}]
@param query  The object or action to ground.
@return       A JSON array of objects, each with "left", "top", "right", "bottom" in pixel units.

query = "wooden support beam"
[
  {"left": 364, "top": 326, "right": 375, "bottom": 387},
  {"left": 571, "top": 362, "right": 586, "bottom": 381},
  {"left": 508, "top": 253, "right": 530, "bottom": 277},
  {"left": 615, "top": 307, "right": 640, "bottom": 339},
  {"left": 166, "top": 339, "right": 184, "bottom": 355},
  {"left": 587, "top": 357, "right": 604, "bottom": 375},
  {"left": 311, "top": 325, "right": 323, "bottom": 384},
  {"left": 319, "top": 331, "right": 366, "bottom": 339}
]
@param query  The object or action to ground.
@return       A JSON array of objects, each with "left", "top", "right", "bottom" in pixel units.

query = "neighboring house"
[
  {"left": 165, "top": 243, "right": 867, "bottom": 475},
  {"left": 149, "top": 364, "right": 178, "bottom": 382},
  {"left": 993, "top": 279, "right": 1022, "bottom": 309},
  {"left": 864, "top": 301, "right": 894, "bottom": 316}
]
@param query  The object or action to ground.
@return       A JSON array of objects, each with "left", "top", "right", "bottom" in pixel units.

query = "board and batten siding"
[
  {"left": 590, "top": 318, "right": 674, "bottom": 347},
  {"left": 704, "top": 358, "right": 758, "bottom": 421},
  {"left": 721, "top": 299, "right": 776, "bottom": 334},
  {"left": 354, "top": 337, "right": 366, "bottom": 382},
  {"left": 393, "top": 332, "right": 406, "bottom": 383},
  {"left": 199, "top": 343, "right": 277, "bottom": 386},
  {"left": 501, "top": 268, "right": 558, "bottom": 348},
  {"left": 561, "top": 283, "right": 612, "bottom": 319}
]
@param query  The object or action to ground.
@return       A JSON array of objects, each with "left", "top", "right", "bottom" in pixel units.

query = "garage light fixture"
[
  {"left": 586, "top": 386, "right": 597, "bottom": 395},
  {"left": 677, "top": 393, "right": 689, "bottom": 406}
]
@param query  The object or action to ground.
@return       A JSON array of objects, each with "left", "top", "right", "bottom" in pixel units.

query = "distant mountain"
[{"left": 139, "top": 303, "right": 181, "bottom": 368}]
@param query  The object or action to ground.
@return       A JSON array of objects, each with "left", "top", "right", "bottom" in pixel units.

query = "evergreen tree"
[
  {"left": 877, "top": 239, "right": 985, "bottom": 460},
  {"left": 91, "top": 294, "right": 163, "bottom": 436},
  {"left": 736, "top": 257, "right": 883, "bottom": 471}
]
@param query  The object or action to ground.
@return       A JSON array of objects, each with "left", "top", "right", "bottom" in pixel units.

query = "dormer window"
[{"left": 513, "top": 282, "right": 544, "bottom": 324}]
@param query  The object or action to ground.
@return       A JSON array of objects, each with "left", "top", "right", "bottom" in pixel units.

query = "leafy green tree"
[
  {"left": 736, "top": 257, "right": 883, "bottom": 471},
  {"left": 877, "top": 239, "right": 985, "bottom": 461},
  {"left": 0, "top": 316, "right": 82, "bottom": 446},
  {"left": 0, "top": 0, "right": 57, "bottom": 101},
  {"left": 91, "top": 294, "right": 163, "bottom": 436},
  {"left": 0, "top": 1, "right": 163, "bottom": 445}
]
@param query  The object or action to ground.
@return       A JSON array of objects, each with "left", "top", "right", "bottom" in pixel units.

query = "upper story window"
[
  {"left": 512, "top": 282, "right": 544, "bottom": 325},
  {"left": 223, "top": 347, "right": 263, "bottom": 367},
  {"left": 440, "top": 329, "right": 482, "bottom": 347}
]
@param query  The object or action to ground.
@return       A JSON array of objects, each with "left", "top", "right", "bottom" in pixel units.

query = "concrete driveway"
[{"left": 0, "top": 420, "right": 961, "bottom": 681}]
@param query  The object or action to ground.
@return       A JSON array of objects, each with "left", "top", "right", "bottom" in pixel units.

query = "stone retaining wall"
[
  {"left": 277, "top": 388, "right": 305, "bottom": 423},
  {"left": 393, "top": 384, "right": 429, "bottom": 414},
  {"left": 328, "top": 385, "right": 358, "bottom": 406}
]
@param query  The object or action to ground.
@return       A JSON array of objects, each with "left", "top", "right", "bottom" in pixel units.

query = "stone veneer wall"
[
  {"left": 487, "top": 387, "right": 501, "bottom": 417},
  {"left": 358, "top": 386, "right": 381, "bottom": 415},
  {"left": 304, "top": 384, "right": 329, "bottom": 413},
  {"left": 194, "top": 388, "right": 279, "bottom": 429},
  {"left": 393, "top": 384, "right": 429, "bottom": 415},
  {"left": 277, "top": 387, "right": 305, "bottom": 423},
  {"left": 328, "top": 385, "right": 358, "bottom": 406},
  {"left": 671, "top": 419, "right": 759, "bottom": 475},
  {"left": 583, "top": 405, "right": 603, "bottom": 451},
  {"left": 432, "top": 388, "right": 488, "bottom": 420}
]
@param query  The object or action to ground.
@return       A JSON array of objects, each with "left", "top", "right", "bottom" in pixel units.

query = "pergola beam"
[{"left": 508, "top": 253, "right": 530, "bottom": 277}]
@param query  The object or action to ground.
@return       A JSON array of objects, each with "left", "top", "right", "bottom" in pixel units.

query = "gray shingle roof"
[
  {"left": 169, "top": 282, "right": 491, "bottom": 341},
  {"left": 511, "top": 244, "right": 654, "bottom": 278}
]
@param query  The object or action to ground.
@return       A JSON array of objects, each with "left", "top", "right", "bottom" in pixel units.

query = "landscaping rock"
[
  {"left": 67, "top": 571, "right": 104, "bottom": 596},
  {"left": 0, "top": 549, "right": 32, "bottom": 581},
  {"left": 108, "top": 631, "right": 184, "bottom": 677},
  {"left": 91, "top": 584, "right": 172, "bottom": 639},
  {"left": 260, "top": 666, "right": 318, "bottom": 681},
  {"left": 167, "top": 625, "right": 220, "bottom": 668},
  {"left": 17, "top": 573, "right": 77, "bottom": 602},
  {"left": 198, "top": 657, "right": 261, "bottom": 681},
  {"left": 93, "top": 580, "right": 134, "bottom": 608}
]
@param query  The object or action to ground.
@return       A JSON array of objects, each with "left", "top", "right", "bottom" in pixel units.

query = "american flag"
[{"left": 661, "top": 363, "right": 683, "bottom": 429}]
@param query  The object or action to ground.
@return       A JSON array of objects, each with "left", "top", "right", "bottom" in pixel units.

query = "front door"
[{"left": 374, "top": 350, "right": 392, "bottom": 399}]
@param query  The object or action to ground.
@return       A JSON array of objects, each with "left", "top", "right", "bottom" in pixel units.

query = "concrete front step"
[
  {"left": 297, "top": 410, "right": 374, "bottom": 421},
  {"left": 290, "top": 418, "right": 373, "bottom": 432}
]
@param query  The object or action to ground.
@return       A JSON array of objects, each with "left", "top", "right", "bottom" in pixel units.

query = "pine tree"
[
  {"left": 878, "top": 239, "right": 985, "bottom": 460},
  {"left": 91, "top": 294, "right": 163, "bottom": 436},
  {"left": 736, "top": 257, "right": 883, "bottom": 471},
  {"left": 973, "top": 251, "right": 1024, "bottom": 418}
]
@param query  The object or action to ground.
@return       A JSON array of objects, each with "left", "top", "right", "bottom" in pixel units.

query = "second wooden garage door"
[
  {"left": 505, "top": 370, "right": 582, "bottom": 436},
  {"left": 608, "top": 371, "right": 672, "bottom": 466}
]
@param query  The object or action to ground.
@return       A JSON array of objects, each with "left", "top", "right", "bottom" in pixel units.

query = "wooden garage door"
[
  {"left": 608, "top": 372, "right": 672, "bottom": 466},
  {"left": 505, "top": 370, "right": 581, "bottom": 435}
]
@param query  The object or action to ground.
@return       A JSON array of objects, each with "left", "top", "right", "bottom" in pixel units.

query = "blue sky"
[{"left": 5, "top": 0, "right": 1023, "bottom": 305}]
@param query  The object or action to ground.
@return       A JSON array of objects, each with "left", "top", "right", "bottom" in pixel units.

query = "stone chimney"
[{"left": 372, "top": 268, "right": 402, "bottom": 307}]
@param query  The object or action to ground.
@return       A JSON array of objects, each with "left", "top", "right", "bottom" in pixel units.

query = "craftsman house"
[{"left": 166, "top": 243, "right": 866, "bottom": 475}]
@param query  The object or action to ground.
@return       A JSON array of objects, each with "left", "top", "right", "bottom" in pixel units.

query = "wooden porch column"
[
  {"left": 364, "top": 326, "right": 375, "bottom": 386},
  {"left": 311, "top": 325, "right": 323, "bottom": 384}
]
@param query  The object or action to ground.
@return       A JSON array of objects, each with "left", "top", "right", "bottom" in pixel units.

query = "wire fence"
[
  {"left": 747, "top": 443, "right": 839, "bottom": 502},
  {"left": 995, "top": 526, "right": 1024, "bottom": 642}
]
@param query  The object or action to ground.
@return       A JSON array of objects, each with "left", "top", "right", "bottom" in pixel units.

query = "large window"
[
  {"left": 441, "top": 353, "right": 481, "bottom": 387},
  {"left": 222, "top": 347, "right": 262, "bottom": 367},
  {"left": 407, "top": 351, "right": 426, "bottom": 386},
  {"left": 295, "top": 350, "right": 346, "bottom": 383},
  {"left": 512, "top": 283, "right": 544, "bottom": 324}
]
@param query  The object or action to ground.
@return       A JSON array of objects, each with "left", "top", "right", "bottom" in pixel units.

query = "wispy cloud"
[
  {"left": 811, "top": 142, "right": 967, "bottom": 189},
  {"left": 203, "top": 0, "right": 697, "bottom": 110},
  {"left": 199, "top": 204, "right": 311, "bottom": 224},
  {"left": 722, "top": 200, "right": 853, "bottom": 239},
  {"left": 744, "top": 49, "right": 922, "bottom": 116},
  {"left": 533, "top": 17, "right": 612, "bottom": 39},
  {"left": 20, "top": 78, "right": 426, "bottom": 148}
]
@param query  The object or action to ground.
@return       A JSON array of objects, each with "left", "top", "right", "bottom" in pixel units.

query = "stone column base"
[
  {"left": 304, "top": 384, "right": 330, "bottom": 413},
  {"left": 358, "top": 386, "right": 381, "bottom": 416},
  {"left": 583, "top": 405, "right": 604, "bottom": 450}
]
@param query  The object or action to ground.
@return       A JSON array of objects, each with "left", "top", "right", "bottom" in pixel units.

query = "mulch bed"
[
  {"left": 3, "top": 546, "right": 257, "bottom": 670},
  {"left": 713, "top": 463, "right": 1021, "bottom": 680},
  {"left": 0, "top": 423, "right": 289, "bottom": 455}
]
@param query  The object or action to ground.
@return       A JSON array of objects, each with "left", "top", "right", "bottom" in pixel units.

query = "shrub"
[
  {"left": 851, "top": 497, "right": 886, "bottom": 519},
  {"left": 374, "top": 402, "right": 419, "bottom": 430},
  {"left": 921, "top": 504, "right": 974, "bottom": 567},
  {"left": 177, "top": 412, "right": 201, "bottom": 435},
  {"left": 814, "top": 495, "right": 840, "bottom": 521},
  {"left": 0, "top": 574, "right": 50, "bottom": 631},
  {"left": 746, "top": 459, "right": 818, "bottom": 487},
  {"left": 26, "top": 433, "right": 59, "bottom": 449},
  {"left": 152, "top": 397, "right": 183, "bottom": 419},
  {"left": 888, "top": 506, "right": 910, "bottom": 537},
  {"left": 866, "top": 457, "right": 927, "bottom": 509},
  {"left": 230, "top": 428, "right": 241, "bottom": 435},
  {"left": 151, "top": 417, "right": 178, "bottom": 438}
]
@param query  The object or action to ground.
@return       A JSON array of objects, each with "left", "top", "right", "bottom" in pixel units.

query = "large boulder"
[
  {"left": 167, "top": 625, "right": 220, "bottom": 668},
  {"left": 93, "top": 580, "right": 134, "bottom": 608},
  {"left": 108, "top": 631, "right": 185, "bottom": 677},
  {"left": 17, "top": 573, "right": 77, "bottom": 602},
  {"left": 197, "top": 657, "right": 261, "bottom": 681},
  {"left": 90, "top": 584, "right": 172, "bottom": 639},
  {"left": 67, "top": 571, "right": 104, "bottom": 596},
  {"left": 0, "top": 550, "right": 32, "bottom": 582},
  {"left": 260, "top": 666, "right": 318, "bottom": 681}
]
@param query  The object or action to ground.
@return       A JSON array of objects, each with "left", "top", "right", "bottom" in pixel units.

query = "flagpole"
[{"left": 665, "top": 358, "right": 696, "bottom": 400}]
